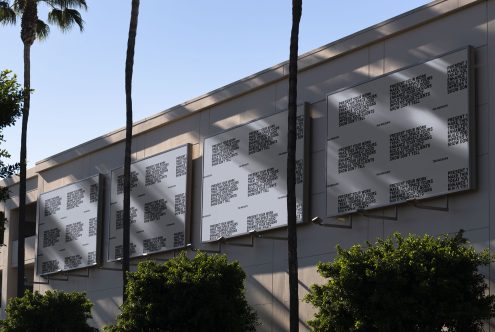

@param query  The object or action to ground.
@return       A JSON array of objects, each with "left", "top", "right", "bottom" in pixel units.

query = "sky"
[{"left": 0, "top": 0, "right": 431, "bottom": 168}]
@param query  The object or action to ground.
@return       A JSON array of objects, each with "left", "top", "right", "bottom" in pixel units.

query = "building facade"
[{"left": 0, "top": 0, "right": 494, "bottom": 330}]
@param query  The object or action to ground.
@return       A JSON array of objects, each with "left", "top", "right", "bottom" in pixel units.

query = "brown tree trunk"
[
  {"left": 287, "top": 0, "right": 302, "bottom": 331},
  {"left": 17, "top": 0, "right": 37, "bottom": 298},
  {"left": 123, "top": 0, "right": 140, "bottom": 303}
]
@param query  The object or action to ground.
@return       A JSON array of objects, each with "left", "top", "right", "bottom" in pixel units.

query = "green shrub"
[
  {"left": 305, "top": 232, "right": 495, "bottom": 332},
  {"left": 106, "top": 251, "right": 257, "bottom": 332},
  {"left": 1, "top": 290, "right": 94, "bottom": 332}
]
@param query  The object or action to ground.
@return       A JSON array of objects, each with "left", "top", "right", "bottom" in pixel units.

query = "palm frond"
[
  {"left": 0, "top": 2, "right": 16, "bottom": 25},
  {"left": 36, "top": 19, "right": 49, "bottom": 40},
  {"left": 48, "top": 7, "right": 84, "bottom": 32},
  {"left": 12, "top": 0, "right": 23, "bottom": 13},
  {"left": 43, "top": 0, "right": 87, "bottom": 10}
]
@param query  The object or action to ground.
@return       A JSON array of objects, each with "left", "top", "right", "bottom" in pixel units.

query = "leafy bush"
[
  {"left": 0, "top": 69, "right": 23, "bottom": 202},
  {"left": 305, "top": 232, "right": 495, "bottom": 332},
  {"left": 1, "top": 290, "right": 94, "bottom": 332},
  {"left": 106, "top": 251, "right": 257, "bottom": 332}
]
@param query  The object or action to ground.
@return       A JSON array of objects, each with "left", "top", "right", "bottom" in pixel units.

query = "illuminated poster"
[
  {"left": 326, "top": 47, "right": 475, "bottom": 216},
  {"left": 37, "top": 174, "right": 104, "bottom": 275},
  {"left": 108, "top": 144, "right": 191, "bottom": 261},
  {"left": 202, "top": 108, "right": 309, "bottom": 242}
]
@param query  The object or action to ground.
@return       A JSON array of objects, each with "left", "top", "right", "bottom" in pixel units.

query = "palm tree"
[
  {"left": 123, "top": 0, "right": 140, "bottom": 303},
  {"left": 0, "top": 0, "right": 86, "bottom": 297},
  {"left": 287, "top": 0, "right": 302, "bottom": 331}
]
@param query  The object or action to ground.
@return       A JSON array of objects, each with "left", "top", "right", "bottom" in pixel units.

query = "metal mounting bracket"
[
  {"left": 191, "top": 240, "right": 223, "bottom": 254},
  {"left": 408, "top": 196, "right": 449, "bottom": 212},
  {"left": 32, "top": 279, "right": 50, "bottom": 285},
  {"left": 66, "top": 268, "right": 90, "bottom": 278},
  {"left": 256, "top": 234, "right": 288, "bottom": 241},
  {"left": 40, "top": 273, "right": 69, "bottom": 282},
  {"left": 224, "top": 233, "right": 255, "bottom": 247},
  {"left": 312, "top": 216, "right": 353, "bottom": 229},
  {"left": 357, "top": 206, "right": 398, "bottom": 221},
  {"left": 97, "top": 266, "right": 122, "bottom": 272}
]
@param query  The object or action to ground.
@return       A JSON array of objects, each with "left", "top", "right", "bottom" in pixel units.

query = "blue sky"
[{"left": 0, "top": 1, "right": 430, "bottom": 167}]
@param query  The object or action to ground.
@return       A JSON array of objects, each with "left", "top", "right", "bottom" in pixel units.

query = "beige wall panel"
[
  {"left": 192, "top": 143, "right": 203, "bottom": 190},
  {"left": 208, "top": 84, "right": 277, "bottom": 136},
  {"left": 474, "top": 45, "right": 489, "bottom": 106},
  {"left": 366, "top": 217, "right": 385, "bottom": 242},
  {"left": 87, "top": 287, "right": 121, "bottom": 328},
  {"left": 244, "top": 263, "right": 273, "bottom": 306},
  {"left": 6, "top": 176, "right": 37, "bottom": 199},
  {"left": 275, "top": 48, "right": 369, "bottom": 110},
  {"left": 369, "top": 42, "right": 385, "bottom": 78},
  {"left": 461, "top": 227, "right": 490, "bottom": 252},
  {"left": 252, "top": 303, "right": 274, "bottom": 332},
  {"left": 6, "top": 190, "right": 38, "bottom": 209},
  {"left": 198, "top": 109, "right": 210, "bottom": 156},
  {"left": 271, "top": 290, "right": 319, "bottom": 332},
  {"left": 384, "top": 3, "right": 487, "bottom": 73},
  {"left": 84, "top": 141, "right": 126, "bottom": 174},
  {"left": 40, "top": 141, "right": 125, "bottom": 191},
  {"left": 297, "top": 220, "right": 368, "bottom": 259},
  {"left": 270, "top": 226, "right": 349, "bottom": 266},
  {"left": 222, "top": 237, "right": 274, "bottom": 268},
  {"left": 86, "top": 269, "right": 122, "bottom": 293},
  {"left": 310, "top": 150, "right": 326, "bottom": 195},
  {"left": 460, "top": 0, "right": 483, "bottom": 7},
  {"left": 308, "top": 100, "right": 326, "bottom": 153},
  {"left": 137, "top": 113, "right": 200, "bottom": 158},
  {"left": 42, "top": 275, "right": 88, "bottom": 292},
  {"left": 477, "top": 103, "right": 489, "bottom": 156},
  {"left": 189, "top": 184, "right": 202, "bottom": 246},
  {"left": 273, "top": 255, "right": 328, "bottom": 304}
]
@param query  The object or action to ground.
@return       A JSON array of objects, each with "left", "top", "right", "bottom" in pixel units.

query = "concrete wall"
[{"left": 0, "top": 0, "right": 493, "bottom": 330}]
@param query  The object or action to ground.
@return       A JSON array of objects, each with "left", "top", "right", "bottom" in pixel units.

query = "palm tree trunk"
[
  {"left": 16, "top": 44, "right": 28, "bottom": 297},
  {"left": 287, "top": 0, "right": 302, "bottom": 331},
  {"left": 17, "top": 0, "right": 37, "bottom": 298},
  {"left": 123, "top": 0, "right": 140, "bottom": 303}
]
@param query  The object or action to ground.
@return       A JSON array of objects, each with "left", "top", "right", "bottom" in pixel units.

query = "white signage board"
[
  {"left": 37, "top": 174, "right": 104, "bottom": 276},
  {"left": 202, "top": 108, "right": 309, "bottom": 242},
  {"left": 108, "top": 144, "right": 191, "bottom": 261},
  {"left": 326, "top": 47, "right": 475, "bottom": 217}
]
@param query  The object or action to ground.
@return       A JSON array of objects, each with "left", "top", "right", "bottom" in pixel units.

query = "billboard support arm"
[
  {"left": 357, "top": 206, "right": 398, "bottom": 221},
  {"left": 224, "top": 232, "right": 255, "bottom": 248},
  {"left": 35, "top": 273, "right": 70, "bottom": 282},
  {"left": 32, "top": 279, "right": 49, "bottom": 285},
  {"left": 172, "top": 244, "right": 193, "bottom": 257},
  {"left": 408, "top": 197, "right": 449, "bottom": 212},
  {"left": 312, "top": 216, "right": 352, "bottom": 229},
  {"left": 256, "top": 234, "right": 288, "bottom": 241},
  {"left": 67, "top": 268, "right": 90, "bottom": 278},
  {"left": 191, "top": 240, "right": 222, "bottom": 254},
  {"left": 98, "top": 266, "right": 122, "bottom": 272}
]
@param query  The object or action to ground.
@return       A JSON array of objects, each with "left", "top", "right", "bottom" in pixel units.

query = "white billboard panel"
[
  {"left": 201, "top": 108, "right": 309, "bottom": 242},
  {"left": 36, "top": 174, "right": 104, "bottom": 276},
  {"left": 108, "top": 144, "right": 191, "bottom": 261},
  {"left": 326, "top": 47, "right": 475, "bottom": 217}
]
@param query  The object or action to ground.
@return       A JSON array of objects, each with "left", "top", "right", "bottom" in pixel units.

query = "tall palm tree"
[
  {"left": 287, "top": 0, "right": 302, "bottom": 331},
  {"left": 0, "top": 0, "right": 86, "bottom": 297},
  {"left": 123, "top": 0, "right": 140, "bottom": 303}
]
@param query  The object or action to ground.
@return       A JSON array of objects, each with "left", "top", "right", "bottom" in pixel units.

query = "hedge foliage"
[
  {"left": 305, "top": 232, "right": 495, "bottom": 332},
  {"left": 106, "top": 251, "right": 257, "bottom": 332},
  {"left": 1, "top": 290, "right": 94, "bottom": 332}
]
